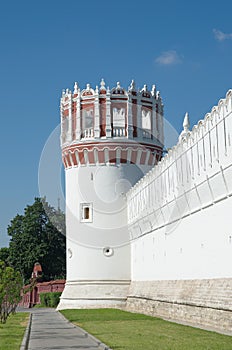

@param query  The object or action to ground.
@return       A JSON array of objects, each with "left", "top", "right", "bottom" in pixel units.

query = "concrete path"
[{"left": 18, "top": 307, "right": 110, "bottom": 350}]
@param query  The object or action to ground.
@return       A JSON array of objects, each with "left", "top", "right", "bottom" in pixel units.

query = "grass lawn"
[
  {"left": 0, "top": 312, "right": 29, "bottom": 350},
  {"left": 61, "top": 308, "right": 232, "bottom": 350}
]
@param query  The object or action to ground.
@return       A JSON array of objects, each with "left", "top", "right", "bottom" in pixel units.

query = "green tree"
[
  {"left": 0, "top": 261, "right": 22, "bottom": 323},
  {"left": 8, "top": 198, "right": 66, "bottom": 284},
  {"left": 0, "top": 247, "right": 9, "bottom": 265}
]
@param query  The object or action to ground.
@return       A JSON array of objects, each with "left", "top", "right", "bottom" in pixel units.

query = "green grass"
[
  {"left": 0, "top": 312, "right": 29, "bottom": 350},
  {"left": 61, "top": 308, "right": 232, "bottom": 350}
]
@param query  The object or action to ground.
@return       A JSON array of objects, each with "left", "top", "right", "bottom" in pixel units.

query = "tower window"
[
  {"left": 84, "top": 207, "right": 89, "bottom": 220},
  {"left": 80, "top": 203, "right": 93, "bottom": 222},
  {"left": 142, "top": 109, "right": 152, "bottom": 139}
]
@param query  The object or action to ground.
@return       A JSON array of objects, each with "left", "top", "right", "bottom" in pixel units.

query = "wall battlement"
[
  {"left": 125, "top": 90, "right": 232, "bottom": 333},
  {"left": 128, "top": 89, "right": 232, "bottom": 236}
]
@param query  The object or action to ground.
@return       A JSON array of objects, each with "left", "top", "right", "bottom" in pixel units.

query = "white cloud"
[
  {"left": 213, "top": 29, "right": 232, "bottom": 41},
  {"left": 155, "top": 50, "right": 182, "bottom": 65}
]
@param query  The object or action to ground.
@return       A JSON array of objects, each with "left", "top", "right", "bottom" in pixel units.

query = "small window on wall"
[{"left": 80, "top": 203, "right": 93, "bottom": 222}]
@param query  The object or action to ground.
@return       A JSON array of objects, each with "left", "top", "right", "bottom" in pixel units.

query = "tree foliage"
[
  {"left": 0, "top": 248, "right": 9, "bottom": 265},
  {"left": 0, "top": 261, "right": 22, "bottom": 323},
  {"left": 7, "top": 198, "right": 66, "bottom": 284}
]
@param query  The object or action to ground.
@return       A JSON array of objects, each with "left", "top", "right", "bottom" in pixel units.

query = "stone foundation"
[
  {"left": 125, "top": 279, "right": 232, "bottom": 333},
  {"left": 57, "top": 279, "right": 130, "bottom": 310}
]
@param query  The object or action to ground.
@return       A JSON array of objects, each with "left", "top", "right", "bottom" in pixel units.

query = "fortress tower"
[{"left": 58, "top": 79, "right": 164, "bottom": 309}]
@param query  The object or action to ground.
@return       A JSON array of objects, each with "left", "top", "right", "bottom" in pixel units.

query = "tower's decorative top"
[
  {"left": 60, "top": 79, "right": 164, "bottom": 166},
  {"left": 61, "top": 79, "right": 163, "bottom": 102}
]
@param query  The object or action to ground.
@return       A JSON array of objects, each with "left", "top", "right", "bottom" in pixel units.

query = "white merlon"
[
  {"left": 179, "top": 112, "right": 190, "bottom": 141},
  {"left": 183, "top": 112, "right": 190, "bottom": 131}
]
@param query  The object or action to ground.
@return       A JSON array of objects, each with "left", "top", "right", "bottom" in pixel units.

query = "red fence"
[{"left": 19, "top": 279, "right": 65, "bottom": 308}]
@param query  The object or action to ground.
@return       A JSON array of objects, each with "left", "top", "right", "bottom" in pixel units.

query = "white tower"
[{"left": 58, "top": 80, "right": 164, "bottom": 309}]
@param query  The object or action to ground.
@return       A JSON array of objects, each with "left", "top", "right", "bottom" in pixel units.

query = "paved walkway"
[{"left": 18, "top": 307, "right": 110, "bottom": 350}]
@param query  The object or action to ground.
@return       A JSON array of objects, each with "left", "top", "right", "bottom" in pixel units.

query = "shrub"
[
  {"left": 39, "top": 293, "right": 49, "bottom": 307},
  {"left": 39, "top": 292, "right": 61, "bottom": 307},
  {"left": 0, "top": 261, "right": 23, "bottom": 323}
]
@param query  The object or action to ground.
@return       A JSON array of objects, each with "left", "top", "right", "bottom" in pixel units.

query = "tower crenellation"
[{"left": 60, "top": 79, "right": 164, "bottom": 169}]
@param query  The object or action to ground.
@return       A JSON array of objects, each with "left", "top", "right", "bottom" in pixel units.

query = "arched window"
[
  {"left": 113, "top": 108, "right": 126, "bottom": 137},
  {"left": 142, "top": 109, "right": 151, "bottom": 138},
  {"left": 82, "top": 109, "right": 94, "bottom": 138}
]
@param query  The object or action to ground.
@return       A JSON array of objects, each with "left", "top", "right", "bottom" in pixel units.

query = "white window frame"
[{"left": 80, "top": 203, "right": 93, "bottom": 223}]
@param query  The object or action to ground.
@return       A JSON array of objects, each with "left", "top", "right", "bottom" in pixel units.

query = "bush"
[
  {"left": 0, "top": 261, "right": 23, "bottom": 323},
  {"left": 39, "top": 292, "right": 61, "bottom": 308},
  {"left": 39, "top": 293, "right": 48, "bottom": 307}
]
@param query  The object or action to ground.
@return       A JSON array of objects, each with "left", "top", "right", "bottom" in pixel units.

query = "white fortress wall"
[{"left": 126, "top": 90, "right": 232, "bottom": 331}]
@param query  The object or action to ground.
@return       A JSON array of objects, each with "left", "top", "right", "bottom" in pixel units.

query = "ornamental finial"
[
  {"left": 86, "top": 83, "right": 91, "bottom": 91},
  {"left": 74, "top": 82, "right": 78, "bottom": 94},
  {"left": 100, "top": 78, "right": 106, "bottom": 90},
  {"left": 129, "top": 79, "right": 136, "bottom": 91},
  {"left": 151, "top": 85, "right": 156, "bottom": 96}
]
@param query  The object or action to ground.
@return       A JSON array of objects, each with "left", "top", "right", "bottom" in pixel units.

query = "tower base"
[{"left": 57, "top": 280, "right": 130, "bottom": 310}]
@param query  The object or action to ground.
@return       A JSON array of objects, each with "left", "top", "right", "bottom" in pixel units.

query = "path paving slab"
[{"left": 19, "top": 308, "right": 110, "bottom": 350}]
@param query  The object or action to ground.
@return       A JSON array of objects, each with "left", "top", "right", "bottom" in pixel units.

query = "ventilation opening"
[{"left": 103, "top": 247, "right": 114, "bottom": 257}]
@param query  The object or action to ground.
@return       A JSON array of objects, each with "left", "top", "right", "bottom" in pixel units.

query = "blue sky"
[{"left": 0, "top": 0, "right": 232, "bottom": 247}]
